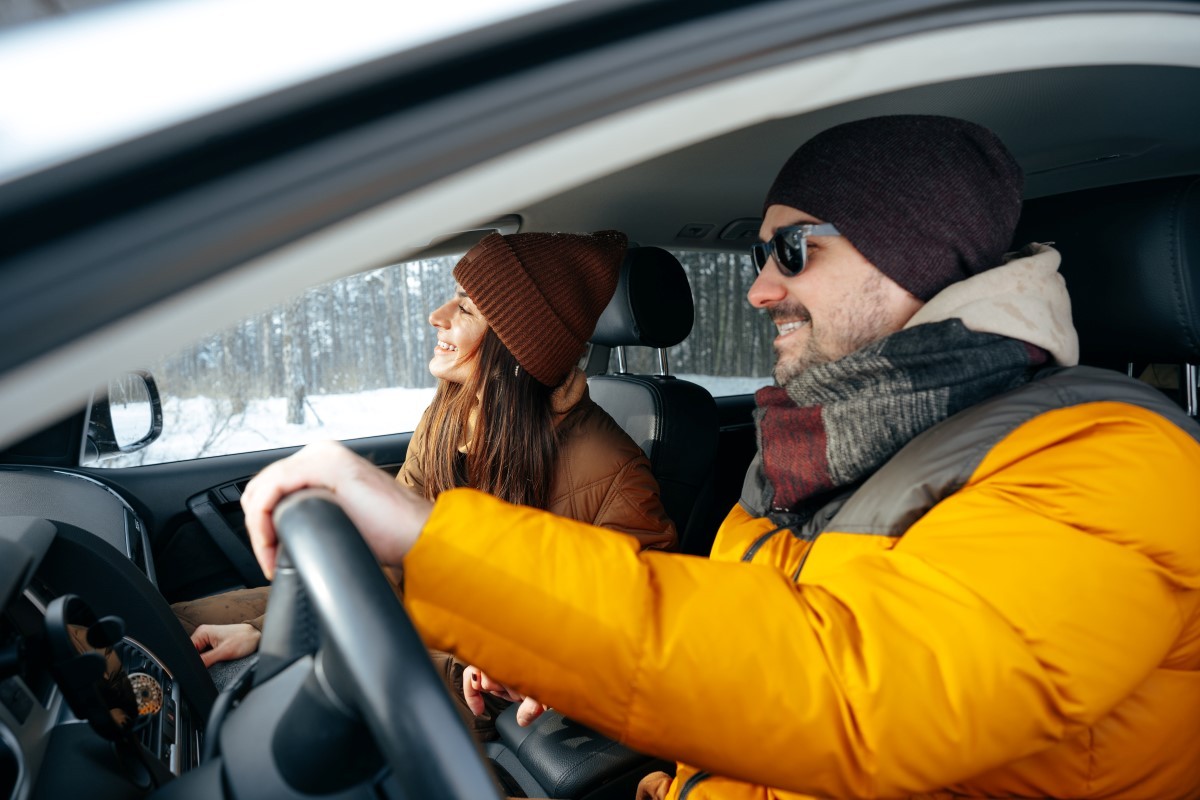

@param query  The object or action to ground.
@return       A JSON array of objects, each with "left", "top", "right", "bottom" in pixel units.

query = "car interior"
[
  {"left": 3, "top": 171, "right": 1197, "bottom": 799},
  {"left": 1, "top": 3, "right": 1199, "bottom": 799}
]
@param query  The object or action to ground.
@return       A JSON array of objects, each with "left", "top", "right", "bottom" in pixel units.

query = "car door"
[{"left": 85, "top": 436, "right": 412, "bottom": 605}]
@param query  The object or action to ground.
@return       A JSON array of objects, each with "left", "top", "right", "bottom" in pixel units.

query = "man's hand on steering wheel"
[
  {"left": 242, "top": 440, "right": 432, "bottom": 577},
  {"left": 247, "top": 489, "right": 503, "bottom": 799}
]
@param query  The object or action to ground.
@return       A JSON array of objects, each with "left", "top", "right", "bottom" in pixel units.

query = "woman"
[
  {"left": 398, "top": 229, "right": 676, "bottom": 541},
  {"left": 174, "top": 230, "right": 676, "bottom": 733}
]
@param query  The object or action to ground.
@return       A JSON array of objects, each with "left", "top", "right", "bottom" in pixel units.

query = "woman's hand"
[
  {"left": 462, "top": 665, "right": 548, "bottom": 726},
  {"left": 241, "top": 440, "right": 434, "bottom": 578},
  {"left": 635, "top": 771, "right": 673, "bottom": 800},
  {"left": 191, "top": 623, "right": 261, "bottom": 667}
]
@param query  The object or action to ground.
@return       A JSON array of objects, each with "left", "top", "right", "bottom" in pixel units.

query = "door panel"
[{"left": 81, "top": 433, "right": 412, "bottom": 603}]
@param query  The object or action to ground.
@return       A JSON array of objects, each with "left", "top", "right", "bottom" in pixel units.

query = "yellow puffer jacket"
[{"left": 404, "top": 369, "right": 1200, "bottom": 799}]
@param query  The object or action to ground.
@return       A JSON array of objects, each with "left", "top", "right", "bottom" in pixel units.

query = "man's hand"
[
  {"left": 635, "top": 771, "right": 673, "bottom": 800},
  {"left": 241, "top": 440, "right": 433, "bottom": 578},
  {"left": 462, "top": 665, "right": 548, "bottom": 726},
  {"left": 191, "top": 623, "right": 261, "bottom": 668}
]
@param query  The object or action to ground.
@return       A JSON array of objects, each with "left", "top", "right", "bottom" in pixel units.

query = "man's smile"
[
  {"left": 774, "top": 319, "right": 809, "bottom": 340},
  {"left": 769, "top": 304, "right": 812, "bottom": 342}
]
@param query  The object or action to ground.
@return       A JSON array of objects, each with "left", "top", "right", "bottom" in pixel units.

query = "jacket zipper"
[
  {"left": 678, "top": 770, "right": 712, "bottom": 799},
  {"left": 742, "top": 524, "right": 820, "bottom": 582},
  {"left": 740, "top": 525, "right": 789, "bottom": 562}
]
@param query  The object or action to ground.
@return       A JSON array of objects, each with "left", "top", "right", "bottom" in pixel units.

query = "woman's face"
[{"left": 428, "top": 284, "right": 489, "bottom": 384}]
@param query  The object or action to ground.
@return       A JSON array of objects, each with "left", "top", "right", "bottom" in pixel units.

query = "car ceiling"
[{"left": 518, "top": 63, "right": 1200, "bottom": 252}]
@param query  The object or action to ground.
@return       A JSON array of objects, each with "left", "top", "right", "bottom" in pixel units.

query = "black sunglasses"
[{"left": 750, "top": 223, "right": 841, "bottom": 277}]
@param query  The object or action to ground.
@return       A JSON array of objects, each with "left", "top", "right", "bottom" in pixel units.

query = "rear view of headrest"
[
  {"left": 590, "top": 246, "right": 694, "bottom": 348},
  {"left": 1013, "top": 176, "right": 1200, "bottom": 365}
]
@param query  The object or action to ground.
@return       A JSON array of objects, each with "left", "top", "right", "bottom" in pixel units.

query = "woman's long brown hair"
[{"left": 420, "top": 328, "right": 558, "bottom": 509}]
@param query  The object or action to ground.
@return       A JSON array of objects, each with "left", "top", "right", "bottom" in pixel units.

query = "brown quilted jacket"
[{"left": 397, "top": 367, "right": 676, "bottom": 550}]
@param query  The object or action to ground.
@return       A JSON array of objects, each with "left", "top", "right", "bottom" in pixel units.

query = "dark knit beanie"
[
  {"left": 763, "top": 115, "right": 1024, "bottom": 301},
  {"left": 453, "top": 230, "right": 626, "bottom": 386}
]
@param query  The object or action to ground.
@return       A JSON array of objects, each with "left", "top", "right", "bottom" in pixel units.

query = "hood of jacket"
[{"left": 904, "top": 243, "right": 1079, "bottom": 366}]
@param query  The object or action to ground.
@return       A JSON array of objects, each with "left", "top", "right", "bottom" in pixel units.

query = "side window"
[
  {"left": 95, "top": 256, "right": 461, "bottom": 467},
  {"left": 617, "top": 250, "right": 775, "bottom": 397}
]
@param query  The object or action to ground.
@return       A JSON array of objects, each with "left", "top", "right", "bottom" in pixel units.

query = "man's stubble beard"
[{"left": 771, "top": 270, "right": 896, "bottom": 385}]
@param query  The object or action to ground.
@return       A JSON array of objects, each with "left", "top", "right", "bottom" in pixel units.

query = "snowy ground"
[{"left": 101, "top": 374, "right": 771, "bottom": 467}]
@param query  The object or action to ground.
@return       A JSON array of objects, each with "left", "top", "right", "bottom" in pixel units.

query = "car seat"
[
  {"left": 1013, "top": 174, "right": 1200, "bottom": 416},
  {"left": 587, "top": 245, "right": 720, "bottom": 552}
]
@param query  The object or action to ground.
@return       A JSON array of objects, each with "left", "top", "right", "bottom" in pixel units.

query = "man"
[{"left": 242, "top": 116, "right": 1200, "bottom": 799}]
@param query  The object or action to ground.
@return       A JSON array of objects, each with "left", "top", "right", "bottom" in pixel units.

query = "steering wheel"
[{"left": 213, "top": 489, "right": 503, "bottom": 799}]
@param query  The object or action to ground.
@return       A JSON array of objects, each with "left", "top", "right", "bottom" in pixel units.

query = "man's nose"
[{"left": 747, "top": 262, "right": 788, "bottom": 308}]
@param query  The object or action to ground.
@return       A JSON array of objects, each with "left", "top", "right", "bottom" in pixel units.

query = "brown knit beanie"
[
  {"left": 453, "top": 230, "right": 626, "bottom": 386},
  {"left": 763, "top": 115, "right": 1024, "bottom": 301}
]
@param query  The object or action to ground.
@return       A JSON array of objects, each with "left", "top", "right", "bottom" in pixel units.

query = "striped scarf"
[{"left": 743, "top": 319, "right": 1048, "bottom": 523}]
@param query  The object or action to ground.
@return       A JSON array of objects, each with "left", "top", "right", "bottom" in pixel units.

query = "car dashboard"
[{"left": 0, "top": 467, "right": 212, "bottom": 800}]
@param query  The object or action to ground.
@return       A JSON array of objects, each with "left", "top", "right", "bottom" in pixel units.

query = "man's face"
[{"left": 749, "top": 205, "right": 924, "bottom": 384}]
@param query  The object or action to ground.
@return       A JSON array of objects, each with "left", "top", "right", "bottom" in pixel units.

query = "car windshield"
[{"left": 0, "top": 0, "right": 573, "bottom": 184}]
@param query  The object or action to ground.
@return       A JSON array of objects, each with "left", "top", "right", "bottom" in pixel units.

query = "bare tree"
[{"left": 281, "top": 296, "right": 309, "bottom": 425}]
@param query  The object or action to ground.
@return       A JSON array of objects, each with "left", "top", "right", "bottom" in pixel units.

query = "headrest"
[
  {"left": 590, "top": 246, "right": 694, "bottom": 348},
  {"left": 1013, "top": 176, "right": 1200, "bottom": 365}
]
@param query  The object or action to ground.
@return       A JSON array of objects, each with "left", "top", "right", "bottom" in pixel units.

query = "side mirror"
[{"left": 81, "top": 371, "right": 164, "bottom": 465}]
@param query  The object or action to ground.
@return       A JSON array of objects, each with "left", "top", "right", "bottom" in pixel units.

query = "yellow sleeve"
[{"left": 404, "top": 402, "right": 1200, "bottom": 797}]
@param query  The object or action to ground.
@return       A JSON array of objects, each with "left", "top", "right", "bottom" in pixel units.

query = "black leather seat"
[
  {"left": 587, "top": 246, "right": 719, "bottom": 552},
  {"left": 1014, "top": 174, "right": 1200, "bottom": 414}
]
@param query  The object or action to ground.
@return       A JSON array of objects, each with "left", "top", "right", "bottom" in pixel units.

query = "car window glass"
[
  {"left": 94, "top": 256, "right": 462, "bottom": 467},
  {"left": 94, "top": 249, "right": 771, "bottom": 467},
  {"left": 618, "top": 250, "right": 775, "bottom": 397}
]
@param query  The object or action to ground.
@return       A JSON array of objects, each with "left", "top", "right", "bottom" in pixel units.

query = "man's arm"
[
  {"left": 243, "top": 404, "right": 1199, "bottom": 797},
  {"left": 402, "top": 404, "right": 1199, "bottom": 797}
]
